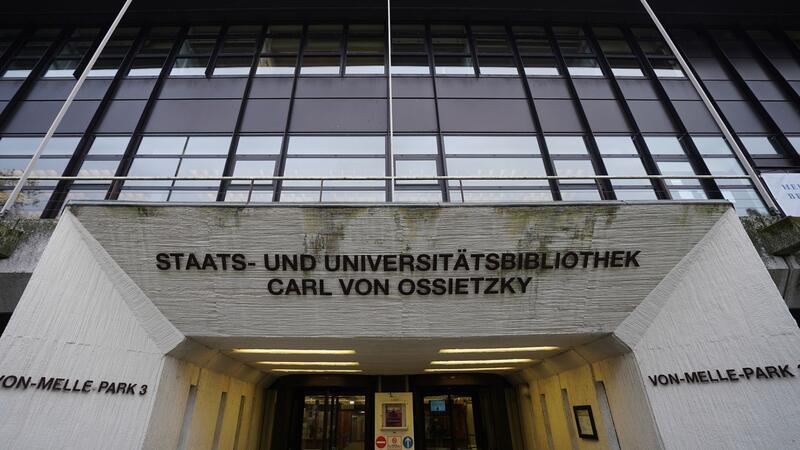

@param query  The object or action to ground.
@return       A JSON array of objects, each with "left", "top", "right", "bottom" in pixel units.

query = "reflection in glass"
[
  {"left": 391, "top": 55, "right": 430, "bottom": 75},
  {"left": 256, "top": 57, "right": 296, "bottom": 75},
  {"left": 236, "top": 136, "right": 283, "bottom": 154},
  {"left": 446, "top": 157, "right": 548, "bottom": 186},
  {"left": 522, "top": 57, "right": 559, "bottom": 76},
  {"left": 545, "top": 136, "right": 588, "bottom": 155},
  {"left": 435, "top": 56, "right": 475, "bottom": 75},
  {"left": 283, "top": 158, "right": 385, "bottom": 187},
  {"left": 126, "top": 158, "right": 179, "bottom": 186},
  {"left": 231, "top": 160, "right": 276, "bottom": 184},
  {"left": 301, "top": 56, "right": 341, "bottom": 75},
  {"left": 394, "top": 136, "right": 438, "bottom": 154},
  {"left": 174, "top": 158, "right": 226, "bottom": 187},
  {"left": 740, "top": 136, "right": 779, "bottom": 155},
  {"left": 345, "top": 56, "right": 385, "bottom": 75},
  {"left": 395, "top": 160, "right": 438, "bottom": 184},
  {"left": 444, "top": 135, "right": 539, "bottom": 155},
  {"left": 288, "top": 136, "right": 384, "bottom": 155}
]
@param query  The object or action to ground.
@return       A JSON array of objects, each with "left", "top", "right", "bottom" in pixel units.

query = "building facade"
[{"left": 1, "top": 1, "right": 800, "bottom": 449}]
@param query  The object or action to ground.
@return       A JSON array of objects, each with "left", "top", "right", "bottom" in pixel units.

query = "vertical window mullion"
[
  {"left": 43, "top": 26, "right": 150, "bottom": 217},
  {"left": 585, "top": 26, "right": 669, "bottom": 199},
  {"left": 110, "top": 25, "right": 188, "bottom": 199},
  {"left": 218, "top": 25, "right": 268, "bottom": 202},
  {"left": 206, "top": 25, "right": 227, "bottom": 78},
  {"left": 466, "top": 24, "right": 480, "bottom": 76},
  {"left": 273, "top": 24, "right": 307, "bottom": 202},
  {"left": 426, "top": 23, "right": 449, "bottom": 202},
  {"left": 546, "top": 25, "right": 616, "bottom": 200},
  {"left": 508, "top": 24, "right": 562, "bottom": 201},
  {"left": 622, "top": 26, "right": 723, "bottom": 200}
]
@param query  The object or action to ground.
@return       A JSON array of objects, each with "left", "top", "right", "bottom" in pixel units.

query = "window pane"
[
  {"left": 283, "top": 158, "right": 385, "bottom": 187},
  {"left": 516, "top": 39, "right": 552, "bottom": 55},
  {"left": 651, "top": 59, "right": 684, "bottom": 78},
  {"left": 348, "top": 37, "right": 383, "bottom": 54},
  {"left": 475, "top": 37, "right": 511, "bottom": 54},
  {"left": 394, "top": 136, "right": 438, "bottom": 154},
  {"left": 740, "top": 136, "right": 779, "bottom": 155},
  {"left": 222, "top": 38, "right": 256, "bottom": 54},
  {"left": 560, "top": 189, "right": 601, "bottom": 200},
  {"left": 118, "top": 190, "right": 169, "bottom": 201},
  {"left": 184, "top": 136, "right": 231, "bottom": 155},
  {"left": 44, "top": 59, "right": 79, "bottom": 77},
  {"left": 598, "top": 40, "right": 633, "bottom": 55},
  {"left": 232, "top": 160, "right": 276, "bottom": 184},
  {"left": 300, "top": 56, "right": 340, "bottom": 75},
  {"left": 289, "top": 136, "right": 384, "bottom": 155},
  {"left": 171, "top": 57, "right": 209, "bottom": 76},
  {"left": 88, "top": 137, "right": 130, "bottom": 155},
  {"left": 603, "top": 157, "right": 649, "bottom": 186},
  {"left": 305, "top": 36, "right": 341, "bottom": 53},
  {"left": 559, "top": 39, "right": 593, "bottom": 55},
  {"left": 392, "top": 36, "right": 426, "bottom": 53},
  {"left": 614, "top": 189, "right": 657, "bottom": 200},
  {"left": 126, "top": 158, "right": 179, "bottom": 185},
  {"left": 449, "top": 190, "right": 552, "bottom": 203},
  {"left": 479, "top": 56, "right": 518, "bottom": 75},
  {"left": 522, "top": 57, "right": 559, "bottom": 76},
  {"left": 262, "top": 37, "right": 301, "bottom": 54},
  {"left": 256, "top": 56, "right": 296, "bottom": 75},
  {"left": 128, "top": 57, "right": 166, "bottom": 76},
  {"left": 444, "top": 136, "right": 540, "bottom": 155},
  {"left": 644, "top": 137, "right": 685, "bottom": 155},
  {"left": 75, "top": 160, "right": 119, "bottom": 184},
  {"left": 446, "top": 157, "right": 547, "bottom": 186},
  {"left": 41, "top": 137, "right": 80, "bottom": 155},
  {"left": 721, "top": 188, "right": 767, "bottom": 215},
  {"left": 435, "top": 56, "right": 475, "bottom": 75},
  {"left": 88, "top": 57, "right": 123, "bottom": 77},
  {"left": 137, "top": 136, "right": 187, "bottom": 155},
  {"left": 174, "top": 158, "right": 226, "bottom": 186},
  {"left": 565, "top": 58, "right": 603, "bottom": 76},
  {"left": 391, "top": 55, "right": 430, "bottom": 75},
  {"left": 179, "top": 39, "right": 216, "bottom": 56},
  {"left": 236, "top": 136, "right": 282, "bottom": 155},
  {"left": 432, "top": 37, "right": 469, "bottom": 53},
  {"left": 705, "top": 158, "right": 749, "bottom": 185},
  {"left": 169, "top": 190, "right": 219, "bottom": 202},
  {"left": 545, "top": 136, "right": 588, "bottom": 155},
  {"left": 394, "top": 190, "right": 443, "bottom": 202},
  {"left": 214, "top": 56, "right": 252, "bottom": 75},
  {"left": 554, "top": 159, "right": 596, "bottom": 184},
  {"left": 346, "top": 56, "right": 385, "bottom": 75},
  {"left": 608, "top": 58, "right": 644, "bottom": 77},
  {"left": 395, "top": 160, "right": 438, "bottom": 184},
  {"left": 692, "top": 136, "right": 732, "bottom": 155},
  {"left": 0, "top": 137, "right": 40, "bottom": 155},
  {"left": 595, "top": 136, "right": 637, "bottom": 155},
  {"left": 656, "top": 161, "right": 700, "bottom": 186}
]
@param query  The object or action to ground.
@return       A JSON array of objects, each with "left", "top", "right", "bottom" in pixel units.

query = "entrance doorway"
[
  {"left": 420, "top": 393, "right": 482, "bottom": 450},
  {"left": 297, "top": 392, "right": 367, "bottom": 450}
]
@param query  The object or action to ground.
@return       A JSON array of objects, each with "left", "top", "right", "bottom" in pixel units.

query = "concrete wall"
[{"left": 0, "top": 211, "right": 264, "bottom": 449}]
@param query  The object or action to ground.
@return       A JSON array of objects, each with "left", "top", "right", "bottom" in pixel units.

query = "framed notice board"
[{"left": 572, "top": 405, "right": 598, "bottom": 440}]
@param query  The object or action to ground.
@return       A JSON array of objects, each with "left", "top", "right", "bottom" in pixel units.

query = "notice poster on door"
[{"left": 375, "top": 392, "right": 415, "bottom": 450}]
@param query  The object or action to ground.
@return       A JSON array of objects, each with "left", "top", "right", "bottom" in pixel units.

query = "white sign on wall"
[{"left": 763, "top": 173, "right": 800, "bottom": 216}]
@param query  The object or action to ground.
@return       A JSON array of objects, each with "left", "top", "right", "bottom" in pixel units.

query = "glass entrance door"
[
  {"left": 422, "top": 394, "right": 480, "bottom": 450},
  {"left": 300, "top": 393, "right": 367, "bottom": 450}
]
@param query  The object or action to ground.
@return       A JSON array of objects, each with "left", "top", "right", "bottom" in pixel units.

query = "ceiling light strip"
[
  {"left": 430, "top": 358, "right": 534, "bottom": 365},
  {"left": 438, "top": 346, "right": 559, "bottom": 354},
  {"left": 232, "top": 349, "right": 356, "bottom": 355}
]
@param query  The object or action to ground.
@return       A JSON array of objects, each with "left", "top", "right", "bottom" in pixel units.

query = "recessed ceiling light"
[
  {"left": 424, "top": 367, "right": 515, "bottom": 372},
  {"left": 232, "top": 349, "right": 356, "bottom": 355},
  {"left": 430, "top": 358, "right": 534, "bottom": 365},
  {"left": 438, "top": 346, "right": 559, "bottom": 354},
  {"left": 257, "top": 361, "right": 359, "bottom": 366},
  {"left": 270, "top": 369, "right": 363, "bottom": 373}
]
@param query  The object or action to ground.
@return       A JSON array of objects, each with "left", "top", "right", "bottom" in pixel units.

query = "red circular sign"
[{"left": 376, "top": 436, "right": 387, "bottom": 448}]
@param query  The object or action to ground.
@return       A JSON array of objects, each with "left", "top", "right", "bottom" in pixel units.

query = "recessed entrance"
[
  {"left": 292, "top": 390, "right": 370, "bottom": 450},
  {"left": 420, "top": 393, "right": 481, "bottom": 450}
]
